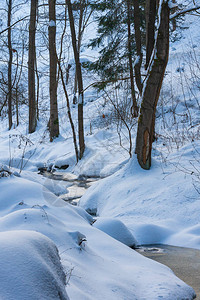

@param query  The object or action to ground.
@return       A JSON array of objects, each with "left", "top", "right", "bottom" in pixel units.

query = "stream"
[
  {"left": 42, "top": 170, "right": 99, "bottom": 206},
  {"left": 42, "top": 170, "right": 200, "bottom": 299}
]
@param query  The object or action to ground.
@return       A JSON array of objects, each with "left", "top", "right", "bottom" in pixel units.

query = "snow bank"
[
  {"left": 80, "top": 142, "right": 200, "bottom": 249},
  {"left": 0, "top": 230, "right": 69, "bottom": 300},
  {"left": 0, "top": 172, "right": 195, "bottom": 299}
]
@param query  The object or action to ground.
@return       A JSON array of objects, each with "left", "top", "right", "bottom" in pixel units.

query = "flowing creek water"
[
  {"left": 42, "top": 171, "right": 99, "bottom": 206},
  {"left": 42, "top": 171, "right": 200, "bottom": 299}
]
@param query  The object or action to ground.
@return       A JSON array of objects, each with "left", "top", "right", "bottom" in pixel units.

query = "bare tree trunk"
[
  {"left": 73, "top": 0, "right": 85, "bottom": 103},
  {"left": 48, "top": 0, "right": 59, "bottom": 141},
  {"left": 15, "top": 40, "right": 24, "bottom": 127},
  {"left": 16, "top": 87, "right": 19, "bottom": 126},
  {"left": 28, "top": 0, "right": 38, "bottom": 133},
  {"left": 126, "top": 0, "right": 138, "bottom": 117},
  {"left": 66, "top": 0, "right": 85, "bottom": 159},
  {"left": 35, "top": 53, "right": 40, "bottom": 121},
  {"left": 132, "top": 0, "right": 143, "bottom": 94},
  {"left": 135, "top": 0, "right": 170, "bottom": 169},
  {"left": 145, "top": 0, "right": 157, "bottom": 69},
  {"left": 8, "top": 0, "right": 13, "bottom": 130},
  {"left": 57, "top": 56, "right": 79, "bottom": 163}
]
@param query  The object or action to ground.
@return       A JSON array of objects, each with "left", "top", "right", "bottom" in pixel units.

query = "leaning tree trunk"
[
  {"left": 48, "top": 0, "right": 59, "bottom": 141},
  {"left": 66, "top": 0, "right": 85, "bottom": 159},
  {"left": 28, "top": 0, "right": 38, "bottom": 133},
  {"left": 135, "top": 0, "right": 169, "bottom": 169},
  {"left": 7, "top": 0, "right": 12, "bottom": 130}
]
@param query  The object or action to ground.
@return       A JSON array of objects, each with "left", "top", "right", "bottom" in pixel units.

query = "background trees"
[
  {"left": 0, "top": 0, "right": 199, "bottom": 168},
  {"left": 0, "top": 0, "right": 28, "bottom": 129}
]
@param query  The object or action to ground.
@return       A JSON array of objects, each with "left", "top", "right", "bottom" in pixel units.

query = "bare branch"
[{"left": 0, "top": 16, "right": 29, "bottom": 35}]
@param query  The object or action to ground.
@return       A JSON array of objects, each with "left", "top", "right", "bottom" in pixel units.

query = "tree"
[
  {"left": 87, "top": 0, "right": 145, "bottom": 114},
  {"left": 48, "top": 0, "right": 59, "bottom": 141},
  {"left": 0, "top": 1, "right": 28, "bottom": 127},
  {"left": 132, "top": 0, "right": 143, "bottom": 94},
  {"left": 145, "top": 0, "right": 157, "bottom": 69},
  {"left": 135, "top": 0, "right": 170, "bottom": 169},
  {"left": 7, "top": 0, "right": 13, "bottom": 130},
  {"left": 28, "top": 0, "right": 38, "bottom": 133},
  {"left": 126, "top": 0, "right": 138, "bottom": 117},
  {"left": 72, "top": 0, "right": 92, "bottom": 104},
  {"left": 88, "top": 0, "right": 133, "bottom": 85},
  {"left": 66, "top": 0, "right": 85, "bottom": 159}
]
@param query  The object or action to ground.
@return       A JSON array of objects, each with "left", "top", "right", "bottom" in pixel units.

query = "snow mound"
[
  {"left": 0, "top": 230, "right": 69, "bottom": 300},
  {"left": 93, "top": 217, "right": 137, "bottom": 247}
]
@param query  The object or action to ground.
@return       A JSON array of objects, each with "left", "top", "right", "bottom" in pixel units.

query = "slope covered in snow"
[
  {"left": 80, "top": 142, "right": 200, "bottom": 249},
  {"left": 0, "top": 173, "right": 196, "bottom": 299}
]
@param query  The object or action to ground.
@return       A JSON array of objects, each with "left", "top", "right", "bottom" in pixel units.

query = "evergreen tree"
[{"left": 87, "top": 0, "right": 145, "bottom": 91}]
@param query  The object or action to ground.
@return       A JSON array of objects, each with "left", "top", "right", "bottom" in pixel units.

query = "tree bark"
[
  {"left": 145, "top": 0, "right": 157, "bottom": 69},
  {"left": 28, "top": 0, "right": 38, "bottom": 133},
  {"left": 48, "top": 0, "right": 59, "bottom": 141},
  {"left": 135, "top": 0, "right": 170, "bottom": 169},
  {"left": 73, "top": 0, "right": 85, "bottom": 102},
  {"left": 8, "top": 0, "right": 12, "bottom": 130},
  {"left": 126, "top": 0, "right": 138, "bottom": 117},
  {"left": 16, "top": 87, "right": 19, "bottom": 126},
  {"left": 66, "top": 0, "right": 85, "bottom": 159},
  {"left": 132, "top": 0, "right": 143, "bottom": 94}
]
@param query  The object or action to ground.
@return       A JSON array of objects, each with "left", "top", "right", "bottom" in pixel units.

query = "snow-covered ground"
[
  {"left": 80, "top": 142, "right": 200, "bottom": 249},
  {"left": 0, "top": 2, "right": 200, "bottom": 299},
  {"left": 0, "top": 170, "right": 196, "bottom": 299}
]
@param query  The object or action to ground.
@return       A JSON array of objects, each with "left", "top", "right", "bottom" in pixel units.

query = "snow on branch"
[{"left": 170, "top": 5, "right": 200, "bottom": 19}]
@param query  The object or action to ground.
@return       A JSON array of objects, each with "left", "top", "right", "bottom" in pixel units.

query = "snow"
[
  {"left": 0, "top": 171, "right": 195, "bottom": 299},
  {"left": 80, "top": 143, "right": 200, "bottom": 249},
  {"left": 93, "top": 217, "right": 137, "bottom": 247},
  {"left": 49, "top": 20, "right": 56, "bottom": 27},
  {"left": 0, "top": 1, "right": 199, "bottom": 299},
  {"left": 168, "top": 1, "right": 178, "bottom": 9},
  {"left": 0, "top": 230, "right": 69, "bottom": 300}
]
